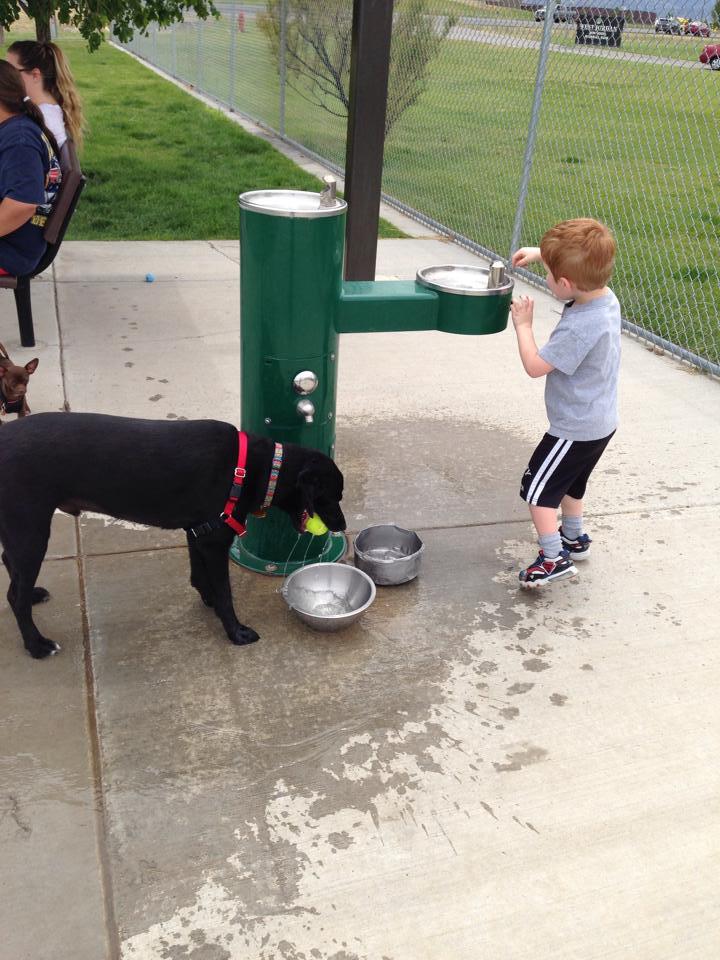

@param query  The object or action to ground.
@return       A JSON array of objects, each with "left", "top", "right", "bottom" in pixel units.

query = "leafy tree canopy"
[{"left": 0, "top": 0, "right": 217, "bottom": 49}]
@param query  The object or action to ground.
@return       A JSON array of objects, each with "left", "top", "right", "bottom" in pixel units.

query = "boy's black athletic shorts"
[{"left": 519, "top": 431, "right": 615, "bottom": 508}]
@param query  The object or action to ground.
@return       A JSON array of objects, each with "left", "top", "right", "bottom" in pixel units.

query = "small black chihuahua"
[{"left": 0, "top": 412, "right": 346, "bottom": 659}]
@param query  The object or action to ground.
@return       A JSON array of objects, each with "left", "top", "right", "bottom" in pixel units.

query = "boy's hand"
[
  {"left": 511, "top": 247, "right": 542, "bottom": 268},
  {"left": 511, "top": 295, "right": 534, "bottom": 329}
]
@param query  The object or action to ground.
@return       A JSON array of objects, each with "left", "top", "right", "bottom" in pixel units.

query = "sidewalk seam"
[{"left": 76, "top": 531, "right": 122, "bottom": 960}]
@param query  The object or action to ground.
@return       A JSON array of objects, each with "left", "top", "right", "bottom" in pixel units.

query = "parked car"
[
  {"left": 654, "top": 16, "right": 682, "bottom": 34},
  {"left": 685, "top": 20, "right": 711, "bottom": 37},
  {"left": 699, "top": 43, "right": 720, "bottom": 69},
  {"left": 535, "top": 5, "right": 576, "bottom": 22}
]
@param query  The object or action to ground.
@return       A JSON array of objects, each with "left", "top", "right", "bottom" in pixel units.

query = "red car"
[
  {"left": 686, "top": 20, "right": 711, "bottom": 37},
  {"left": 699, "top": 44, "right": 720, "bottom": 69}
]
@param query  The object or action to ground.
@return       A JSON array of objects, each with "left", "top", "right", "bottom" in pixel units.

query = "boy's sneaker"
[
  {"left": 559, "top": 528, "right": 591, "bottom": 560},
  {"left": 519, "top": 549, "right": 577, "bottom": 588}
]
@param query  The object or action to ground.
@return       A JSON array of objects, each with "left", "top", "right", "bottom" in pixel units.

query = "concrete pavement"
[{"left": 1, "top": 231, "right": 719, "bottom": 960}]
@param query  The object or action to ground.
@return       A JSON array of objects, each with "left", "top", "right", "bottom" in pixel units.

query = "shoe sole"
[
  {"left": 520, "top": 566, "right": 577, "bottom": 588},
  {"left": 564, "top": 549, "right": 590, "bottom": 561}
]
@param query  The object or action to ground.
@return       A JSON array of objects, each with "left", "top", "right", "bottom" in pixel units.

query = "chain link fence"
[{"left": 119, "top": 0, "right": 720, "bottom": 375}]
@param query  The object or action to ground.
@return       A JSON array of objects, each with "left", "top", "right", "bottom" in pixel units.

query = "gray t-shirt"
[{"left": 538, "top": 290, "right": 621, "bottom": 441}]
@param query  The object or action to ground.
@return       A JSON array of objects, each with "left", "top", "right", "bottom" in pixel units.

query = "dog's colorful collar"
[{"left": 258, "top": 442, "right": 283, "bottom": 513}]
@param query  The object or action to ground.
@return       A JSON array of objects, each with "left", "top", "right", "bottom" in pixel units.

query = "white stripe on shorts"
[{"left": 527, "top": 438, "right": 573, "bottom": 505}]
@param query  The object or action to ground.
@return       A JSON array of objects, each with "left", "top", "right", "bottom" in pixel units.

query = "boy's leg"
[
  {"left": 518, "top": 435, "right": 577, "bottom": 587},
  {"left": 559, "top": 431, "right": 615, "bottom": 558},
  {"left": 560, "top": 494, "right": 586, "bottom": 552},
  {"left": 530, "top": 504, "right": 563, "bottom": 560}
]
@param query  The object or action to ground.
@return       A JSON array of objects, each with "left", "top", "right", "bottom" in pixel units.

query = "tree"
[
  {"left": 0, "top": 0, "right": 217, "bottom": 50},
  {"left": 712, "top": 0, "right": 720, "bottom": 29},
  {"left": 258, "top": 0, "right": 456, "bottom": 137}
]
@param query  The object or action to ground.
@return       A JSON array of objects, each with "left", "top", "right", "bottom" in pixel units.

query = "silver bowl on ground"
[
  {"left": 281, "top": 562, "right": 376, "bottom": 632},
  {"left": 353, "top": 524, "right": 424, "bottom": 585}
]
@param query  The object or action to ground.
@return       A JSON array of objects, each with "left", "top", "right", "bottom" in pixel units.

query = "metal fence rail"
[{"left": 119, "top": 0, "right": 720, "bottom": 375}]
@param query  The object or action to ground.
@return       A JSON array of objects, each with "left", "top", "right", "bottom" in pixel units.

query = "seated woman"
[
  {"left": 0, "top": 61, "right": 61, "bottom": 278},
  {"left": 6, "top": 40, "right": 85, "bottom": 152}
]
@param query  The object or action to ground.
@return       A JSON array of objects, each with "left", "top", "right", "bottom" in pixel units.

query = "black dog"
[{"left": 0, "top": 412, "right": 346, "bottom": 659}]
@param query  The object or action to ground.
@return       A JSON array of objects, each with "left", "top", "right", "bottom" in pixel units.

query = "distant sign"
[{"left": 575, "top": 14, "right": 625, "bottom": 47}]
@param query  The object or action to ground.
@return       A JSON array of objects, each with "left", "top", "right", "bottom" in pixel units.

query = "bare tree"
[{"left": 259, "top": 0, "right": 456, "bottom": 137}]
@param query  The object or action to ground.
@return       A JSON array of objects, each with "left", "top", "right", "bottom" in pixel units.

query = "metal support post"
[
  {"left": 509, "top": 0, "right": 556, "bottom": 260},
  {"left": 343, "top": 0, "right": 395, "bottom": 281}
]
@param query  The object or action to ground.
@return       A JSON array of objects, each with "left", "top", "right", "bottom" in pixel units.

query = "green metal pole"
[{"left": 230, "top": 189, "right": 348, "bottom": 575}]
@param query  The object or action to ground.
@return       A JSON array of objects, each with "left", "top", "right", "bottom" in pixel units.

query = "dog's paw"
[
  {"left": 231, "top": 624, "right": 260, "bottom": 646},
  {"left": 32, "top": 587, "right": 50, "bottom": 605},
  {"left": 26, "top": 637, "right": 61, "bottom": 659}
]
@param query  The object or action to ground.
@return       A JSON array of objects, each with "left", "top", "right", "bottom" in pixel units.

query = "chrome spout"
[
  {"left": 319, "top": 176, "right": 337, "bottom": 207},
  {"left": 296, "top": 398, "right": 315, "bottom": 423}
]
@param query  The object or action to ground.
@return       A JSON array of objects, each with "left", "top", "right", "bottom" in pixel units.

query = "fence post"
[
  {"left": 279, "top": 0, "right": 288, "bottom": 137},
  {"left": 197, "top": 17, "right": 204, "bottom": 91},
  {"left": 229, "top": 3, "right": 237, "bottom": 108},
  {"left": 509, "top": 0, "right": 556, "bottom": 260},
  {"left": 171, "top": 20, "right": 177, "bottom": 77}
]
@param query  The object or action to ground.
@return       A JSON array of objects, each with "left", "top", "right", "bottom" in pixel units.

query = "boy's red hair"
[{"left": 540, "top": 218, "right": 616, "bottom": 291}]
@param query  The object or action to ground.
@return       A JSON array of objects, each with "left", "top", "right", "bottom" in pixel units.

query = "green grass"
[{"left": 0, "top": 35, "right": 405, "bottom": 240}]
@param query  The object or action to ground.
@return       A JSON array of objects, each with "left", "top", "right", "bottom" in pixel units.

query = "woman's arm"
[{"left": 0, "top": 197, "right": 38, "bottom": 238}]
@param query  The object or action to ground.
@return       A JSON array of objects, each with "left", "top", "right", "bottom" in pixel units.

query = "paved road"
[{"left": 449, "top": 21, "right": 707, "bottom": 68}]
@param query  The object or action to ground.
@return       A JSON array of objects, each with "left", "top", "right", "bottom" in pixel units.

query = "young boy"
[{"left": 510, "top": 217, "right": 620, "bottom": 588}]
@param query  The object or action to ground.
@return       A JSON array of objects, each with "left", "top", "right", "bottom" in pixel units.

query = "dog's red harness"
[
  {"left": 221, "top": 430, "right": 249, "bottom": 536},
  {"left": 186, "top": 431, "right": 284, "bottom": 540}
]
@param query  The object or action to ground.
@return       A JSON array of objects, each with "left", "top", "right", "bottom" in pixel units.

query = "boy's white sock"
[
  {"left": 561, "top": 515, "right": 584, "bottom": 540},
  {"left": 539, "top": 531, "right": 563, "bottom": 559}
]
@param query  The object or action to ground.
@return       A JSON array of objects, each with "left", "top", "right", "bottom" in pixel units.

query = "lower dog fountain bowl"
[
  {"left": 353, "top": 524, "right": 424, "bottom": 585},
  {"left": 281, "top": 562, "right": 376, "bottom": 632}
]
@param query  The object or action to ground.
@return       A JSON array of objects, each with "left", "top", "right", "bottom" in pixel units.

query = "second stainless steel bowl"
[{"left": 353, "top": 524, "right": 424, "bottom": 585}]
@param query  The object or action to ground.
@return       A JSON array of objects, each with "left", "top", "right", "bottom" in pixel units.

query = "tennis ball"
[
  {"left": 305, "top": 514, "right": 328, "bottom": 536},
  {"left": 145, "top": 273, "right": 155, "bottom": 283}
]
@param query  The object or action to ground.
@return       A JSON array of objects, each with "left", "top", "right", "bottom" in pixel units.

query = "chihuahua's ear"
[{"left": 25, "top": 358, "right": 39, "bottom": 375}]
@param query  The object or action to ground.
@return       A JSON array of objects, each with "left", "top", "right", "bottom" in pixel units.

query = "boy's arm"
[
  {"left": 511, "top": 246, "right": 542, "bottom": 269},
  {"left": 511, "top": 295, "right": 555, "bottom": 379}
]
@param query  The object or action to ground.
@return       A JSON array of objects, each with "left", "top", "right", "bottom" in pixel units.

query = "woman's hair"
[
  {"left": 540, "top": 218, "right": 616, "bottom": 291},
  {"left": 7, "top": 40, "right": 85, "bottom": 151},
  {"left": 0, "top": 60, "right": 60, "bottom": 156}
]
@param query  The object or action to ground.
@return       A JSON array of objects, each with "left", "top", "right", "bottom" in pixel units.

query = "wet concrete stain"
[
  {"left": 499, "top": 706, "right": 520, "bottom": 720},
  {"left": 522, "top": 658, "right": 551, "bottom": 672},
  {"left": 506, "top": 682, "right": 535, "bottom": 695},
  {"left": 550, "top": 693, "right": 568, "bottom": 706},
  {"left": 493, "top": 744, "right": 549, "bottom": 773},
  {"left": 102, "top": 417, "right": 588, "bottom": 957},
  {"left": 327, "top": 831, "right": 354, "bottom": 851},
  {"left": 480, "top": 801, "right": 498, "bottom": 821},
  {"left": 1, "top": 794, "right": 32, "bottom": 836}
]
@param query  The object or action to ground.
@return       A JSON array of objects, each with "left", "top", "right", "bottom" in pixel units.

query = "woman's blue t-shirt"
[{"left": 0, "top": 114, "right": 54, "bottom": 275}]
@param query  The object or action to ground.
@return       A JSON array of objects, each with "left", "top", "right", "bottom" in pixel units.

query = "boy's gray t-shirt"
[{"left": 538, "top": 290, "right": 621, "bottom": 442}]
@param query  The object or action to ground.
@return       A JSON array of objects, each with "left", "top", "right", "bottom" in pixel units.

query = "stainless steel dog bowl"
[
  {"left": 353, "top": 524, "right": 424, "bottom": 585},
  {"left": 281, "top": 562, "right": 376, "bottom": 632}
]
